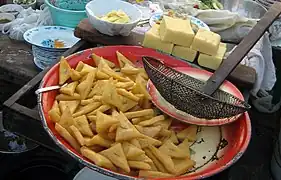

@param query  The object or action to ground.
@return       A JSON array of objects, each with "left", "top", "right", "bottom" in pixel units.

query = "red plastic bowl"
[{"left": 38, "top": 46, "right": 251, "bottom": 180}]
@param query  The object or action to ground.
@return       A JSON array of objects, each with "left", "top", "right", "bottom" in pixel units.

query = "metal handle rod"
[{"left": 202, "top": 2, "right": 281, "bottom": 96}]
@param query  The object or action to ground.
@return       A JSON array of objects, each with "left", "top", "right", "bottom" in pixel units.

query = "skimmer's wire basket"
[{"left": 143, "top": 57, "right": 251, "bottom": 120}]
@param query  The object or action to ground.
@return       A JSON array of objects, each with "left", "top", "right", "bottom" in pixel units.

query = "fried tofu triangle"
[
  {"left": 55, "top": 123, "right": 80, "bottom": 152},
  {"left": 158, "top": 139, "right": 187, "bottom": 158},
  {"left": 59, "top": 57, "right": 71, "bottom": 85},
  {"left": 81, "top": 146, "right": 116, "bottom": 171},
  {"left": 177, "top": 125, "right": 197, "bottom": 142},
  {"left": 128, "top": 161, "right": 151, "bottom": 170},
  {"left": 92, "top": 53, "right": 115, "bottom": 68},
  {"left": 139, "top": 171, "right": 174, "bottom": 178},
  {"left": 100, "top": 143, "right": 130, "bottom": 173},
  {"left": 50, "top": 49, "right": 201, "bottom": 178}
]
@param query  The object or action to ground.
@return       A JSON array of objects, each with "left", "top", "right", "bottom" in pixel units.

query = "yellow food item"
[
  {"left": 59, "top": 81, "right": 78, "bottom": 96},
  {"left": 100, "top": 10, "right": 130, "bottom": 23},
  {"left": 59, "top": 100, "right": 80, "bottom": 115},
  {"left": 96, "top": 111, "right": 119, "bottom": 134},
  {"left": 139, "top": 170, "right": 174, "bottom": 178},
  {"left": 48, "top": 100, "right": 61, "bottom": 123},
  {"left": 122, "top": 141, "right": 145, "bottom": 158},
  {"left": 56, "top": 93, "right": 81, "bottom": 101},
  {"left": 85, "top": 134, "right": 113, "bottom": 148},
  {"left": 76, "top": 71, "right": 96, "bottom": 100},
  {"left": 58, "top": 107, "right": 74, "bottom": 133},
  {"left": 92, "top": 53, "right": 115, "bottom": 68},
  {"left": 81, "top": 146, "right": 116, "bottom": 171},
  {"left": 158, "top": 139, "right": 187, "bottom": 158},
  {"left": 48, "top": 52, "right": 199, "bottom": 178},
  {"left": 70, "top": 125, "right": 85, "bottom": 146},
  {"left": 116, "top": 51, "right": 134, "bottom": 68},
  {"left": 191, "top": 28, "right": 221, "bottom": 56},
  {"left": 159, "top": 16, "right": 195, "bottom": 47},
  {"left": 73, "top": 115, "right": 94, "bottom": 137},
  {"left": 198, "top": 42, "right": 227, "bottom": 70},
  {"left": 142, "top": 24, "right": 174, "bottom": 54},
  {"left": 55, "top": 123, "right": 80, "bottom": 152},
  {"left": 100, "top": 143, "right": 130, "bottom": 173},
  {"left": 59, "top": 57, "right": 71, "bottom": 85},
  {"left": 172, "top": 45, "right": 198, "bottom": 62},
  {"left": 128, "top": 161, "right": 151, "bottom": 170},
  {"left": 176, "top": 125, "right": 197, "bottom": 142},
  {"left": 173, "top": 158, "right": 195, "bottom": 176},
  {"left": 135, "top": 125, "right": 161, "bottom": 138}
]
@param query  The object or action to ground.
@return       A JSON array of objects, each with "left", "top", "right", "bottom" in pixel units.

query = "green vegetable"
[
  {"left": 199, "top": 0, "right": 223, "bottom": 10},
  {"left": 199, "top": 2, "right": 210, "bottom": 10},
  {"left": 14, "top": 0, "right": 35, "bottom": 4},
  {"left": 0, "top": 19, "right": 11, "bottom": 23}
]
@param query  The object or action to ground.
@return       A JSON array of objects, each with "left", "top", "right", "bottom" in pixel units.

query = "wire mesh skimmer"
[{"left": 143, "top": 2, "right": 281, "bottom": 121}]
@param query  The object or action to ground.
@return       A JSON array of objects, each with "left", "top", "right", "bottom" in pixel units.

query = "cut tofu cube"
[
  {"left": 159, "top": 16, "right": 195, "bottom": 47},
  {"left": 172, "top": 45, "right": 198, "bottom": 62},
  {"left": 198, "top": 43, "right": 227, "bottom": 70},
  {"left": 191, "top": 29, "right": 221, "bottom": 56},
  {"left": 142, "top": 24, "right": 174, "bottom": 54}
]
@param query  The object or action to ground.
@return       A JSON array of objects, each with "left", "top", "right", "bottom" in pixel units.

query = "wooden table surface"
[{"left": 0, "top": 35, "right": 40, "bottom": 86}]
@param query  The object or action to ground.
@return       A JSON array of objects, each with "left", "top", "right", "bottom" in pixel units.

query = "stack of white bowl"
[
  {"left": 31, "top": 45, "right": 67, "bottom": 70},
  {"left": 23, "top": 26, "right": 80, "bottom": 70}
]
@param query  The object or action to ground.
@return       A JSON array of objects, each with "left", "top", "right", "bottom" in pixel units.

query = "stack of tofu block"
[{"left": 142, "top": 16, "right": 227, "bottom": 70}]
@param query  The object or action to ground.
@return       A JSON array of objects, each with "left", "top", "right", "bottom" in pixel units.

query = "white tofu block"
[
  {"left": 191, "top": 29, "right": 221, "bottom": 56},
  {"left": 142, "top": 24, "right": 174, "bottom": 54},
  {"left": 159, "top": 16, "right": 195, "bottom": 47},
  {"left": 172, "top": 45, "right": 198, "bottom": 62},
  {"left": 198, "top": 43, "right": 227, "bottom": 70}
]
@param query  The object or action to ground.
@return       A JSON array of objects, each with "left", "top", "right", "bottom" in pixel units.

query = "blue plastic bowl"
[{"left": 44, "top": 0, "right": 88, "bottom": 28}]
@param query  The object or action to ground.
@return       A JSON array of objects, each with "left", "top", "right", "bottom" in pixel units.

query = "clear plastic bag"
[
  {"left": 1, "top": 6, "right": 53, "bottom": 41},
  {"left": 269, "top": 18, "right": 281, "bottom": 42},
  {"left": 0, "top": 4, "right": 24, "bottom": 16}
]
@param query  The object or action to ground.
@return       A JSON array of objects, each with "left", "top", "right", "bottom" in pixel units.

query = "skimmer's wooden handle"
[{"left": 202, "top": 2, "right": 281, "bottom": 96}]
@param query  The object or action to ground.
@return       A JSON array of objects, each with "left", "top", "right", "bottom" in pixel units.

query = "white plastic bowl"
[
  {"left": 0, "top": 13, "right": 15, "bottom": 32},
  {"left": 85, "top": 0, "right": 142, "bottom": 36}
]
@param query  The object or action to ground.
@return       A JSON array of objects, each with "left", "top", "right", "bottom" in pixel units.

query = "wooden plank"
[
  {"left": 74, "top": 19, "right": 144, "bottom": 46},
  {"left": 74, "top": 19, "right": 256, "bottom": 89},
  {"left": 0, "top": 35, "right": 40, "bottom": 86}
]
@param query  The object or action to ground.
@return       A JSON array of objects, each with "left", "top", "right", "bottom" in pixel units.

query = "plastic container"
[
  {"left": 0, "top": 13, "right": 15, "bottom": 32},
  {"left": 86, "top": 0, "right": 142, "bottom": 36},
  {"left": 44, "top": 0, "right": 88, "bottom": 28}
]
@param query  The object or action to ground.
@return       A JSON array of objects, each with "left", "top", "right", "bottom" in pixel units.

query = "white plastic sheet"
[{"left": 1, "top": 5, "right": 53, "bottom": 41}]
